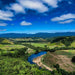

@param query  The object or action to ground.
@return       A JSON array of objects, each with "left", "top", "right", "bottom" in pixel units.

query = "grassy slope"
[
  {"left": 71, "top": 41, "right": 75, "bottom": 47},
  {"left": 43, "top": 50, "right": 75, "bottom": 72},
  {"left": 31, "top": 43, "right": 47, "bottom": 47},
  {"left": 0, "top": 44, "right": 25, "bottom": 50}
]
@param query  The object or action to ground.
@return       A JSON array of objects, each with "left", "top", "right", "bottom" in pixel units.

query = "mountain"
[{"left": 0, "top": 32, "right": 75, "bottom": 38}]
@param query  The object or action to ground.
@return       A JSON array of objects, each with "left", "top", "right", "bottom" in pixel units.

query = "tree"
[
  {"left": 72, "top": 56, "right": 75, "bottom": 63},
  {"left": 61, "top": 38, "right": 72, "bottom": 47}
]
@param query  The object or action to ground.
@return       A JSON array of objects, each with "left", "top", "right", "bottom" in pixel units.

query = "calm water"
[{"left": 28, "top": 51, "right": 47, "bottom": 64}]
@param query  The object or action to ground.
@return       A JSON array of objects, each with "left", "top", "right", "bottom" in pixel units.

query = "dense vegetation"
[
  {"left": 0, "top": 46, "right": 52, "bottom": 75},
  {"left": 72, "top": 56, "right": 75, "bottom": 63},
  {"left": 0, "top": 38, "right": 13, "bottom": 44},
  {"left": 51, "top": 36, "right": 75, "bottom": 47}
]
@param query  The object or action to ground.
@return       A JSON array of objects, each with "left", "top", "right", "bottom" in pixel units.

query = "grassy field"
[
  {"left": 0, "top": 44, "right": 25, "bottom": 50},
  {"left": 71, "top": 41, "right": 75, "bottom": 47},
  {"left": 55, "top": 50, "right": 75, "bottom": 58},
  {"left": 30, "top": 43, "right": 47, "bottom": 47},
  {"left": 25, "top": 42, "right": 65, "bottom": 49},
  {"left": 0, "top": 44, "right": 25, "bottom": 55}
]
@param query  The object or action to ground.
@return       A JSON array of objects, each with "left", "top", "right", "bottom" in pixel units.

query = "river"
[{"left": 28, "top": 51, "right": 47, "bottom": 64}]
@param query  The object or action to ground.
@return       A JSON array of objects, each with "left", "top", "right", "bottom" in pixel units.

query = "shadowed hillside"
[{"left": 0, "top": 32, "right": 75, "bottom": 38}]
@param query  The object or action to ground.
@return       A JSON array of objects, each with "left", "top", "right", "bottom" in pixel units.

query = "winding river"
[
  {"left": 28, "top": 51, "right": 53, "bottom": 71},
  {"left": 28, "top": 51, "right": 47, "bottom": 64}
]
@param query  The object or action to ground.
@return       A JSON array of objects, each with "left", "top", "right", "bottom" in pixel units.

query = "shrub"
[{"left": 72, "top": 56, "right": 75, "bottom": 63}]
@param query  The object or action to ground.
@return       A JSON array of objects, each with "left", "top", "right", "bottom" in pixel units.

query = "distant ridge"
[{"left": 0, "top": 32, "right": 75, "bottom": 38}]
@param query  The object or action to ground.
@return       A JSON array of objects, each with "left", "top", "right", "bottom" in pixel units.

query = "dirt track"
[{"left": 33, "top": 55, "right": 53, "bottom": 71}]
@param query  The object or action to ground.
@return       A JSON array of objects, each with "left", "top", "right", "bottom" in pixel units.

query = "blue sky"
[{"left": 0, "top": 0, "right": 75, "bottom": 33}]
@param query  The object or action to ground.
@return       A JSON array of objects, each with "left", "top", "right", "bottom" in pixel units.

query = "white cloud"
[
  {"left": 59, "top": 19, "right": 74, "bottom": 24},
  {"left": 51, "top": 13, "right": 75, "bottom": 21},
  {"left": 0, "top": 23, "right": 7, "bottom": 26},
  {"left": 17, "top": 0, "right": 48, "bottom": 13},
  {"left": 7, "top": 3, "right": 25, "bottom": 13},
  {"left": 42, "top": 0, "right": 58, "bottom": 8},
  {"left": 21, "top": 21, "right": 32, "bottom": 26},
  {"left": 0, "top": 10, "right": 14, "bottom": 21}
]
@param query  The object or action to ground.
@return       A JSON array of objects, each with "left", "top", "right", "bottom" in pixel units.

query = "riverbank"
[
  {"left": 28, "top": 51, "right": 47, "bottom": 64},
  {"left": 33, "top": 54, "right": 53, "bottom": 71},
  {"left": 28, "top": 51, "right": 53, "bottom": 71}
]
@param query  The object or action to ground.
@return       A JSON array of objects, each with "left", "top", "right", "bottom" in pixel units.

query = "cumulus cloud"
[
  {"left": 6, "top": 3, "right": 25, "bottom": 13},
  {"left": 59, "top": 19, "right": 74, "bottom": 24},
  {"left": 5, "top": 0, "right": 62, "bottom": 14},
  {"left": 0, "top": 10, "right": 14, "bottom": 21},
  {"left": 21, "top": 21, "right": 32, "bottom": 26},
  {"left": 42, "top": 0, "right": 60, "bottom": 8},
  {"left": 51, "top": 13, "right": 75, "bottom": 21},
  {"left": 17, "top": 0, "right": 48, "bottom": 13},
  {"left": 0, "top": 23, "right": 7, "bottom": 26}
]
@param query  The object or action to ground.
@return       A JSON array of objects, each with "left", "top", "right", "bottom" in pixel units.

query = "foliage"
[
  {"left": 0, "top": 56, "right": 52, "bottom": 75},
  {"left": 51, "top": 36, "right": 75, "bottom": 47},
  {"left": 72, "top": 56, "right": 75, "bottom": 63},
  {"left": 0, "top": 38, "right": 13, "bottom": 44}
]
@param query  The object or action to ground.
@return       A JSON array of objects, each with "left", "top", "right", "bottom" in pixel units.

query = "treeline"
[
  {"left": 51, "top": 36, "right": 75, "bottom": 47},
  {"left": 14, "top": 41, "right": 47, "bottom": 44},
  {"left": 51, "top": 36, "right": 75, "bottom": 43},
  {"left": 0, "top": 47, "right": 28, "bottom": 59},
  {"left": 23, "top": 43, "right": 75, "bottom": 53}
]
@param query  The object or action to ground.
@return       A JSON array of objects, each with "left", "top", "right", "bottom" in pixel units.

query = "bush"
[{"left": 72, "top": 56, "right": 75, "bottom": 63}]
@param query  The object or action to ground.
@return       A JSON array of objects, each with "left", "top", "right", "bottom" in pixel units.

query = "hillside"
[
  {"left": 0, "top": 38, "right": 13, "bottom": 44},
  {"left": 43, "top": 51, "right": 75, "bottom": 72},
  {"left": 0, "top": 32, "right": 75, "bottom": 38},
  {"left": 48, "top": 36, "right": 75, "bottom": 47}
]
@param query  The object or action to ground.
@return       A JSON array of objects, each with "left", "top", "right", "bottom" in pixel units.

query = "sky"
[{"left": 0, "top": 0, "right": 75, "bottom": 34}]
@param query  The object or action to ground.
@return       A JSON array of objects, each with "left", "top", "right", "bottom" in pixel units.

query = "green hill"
[
  {"left": 0, "top": 38, "right": 13, "bottom": 44},
  {"left": 43, "top": 51, "right": 75, "bottom": 72},
  {"left": 50, "top": 36, "right": 75, "bottom": 47}
]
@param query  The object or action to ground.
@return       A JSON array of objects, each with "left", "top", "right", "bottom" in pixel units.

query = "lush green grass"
[
  {"left": 24, "top": 42, "right": 66, "bottom": 49},
  {"left": 55, "top": 50, "right": 75, "bottom": 58},
  {"left": 71, "top": 41, "right": 75, "bottom": 47},
  {"left": 31, "top": 43, "right": 47, "bottom": 47},
  {"left": 0, "top": 44, "right": 25, "bottom": 50},
  {"left": 0, "top": 44, "right": 26, "bottom": 56}
]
